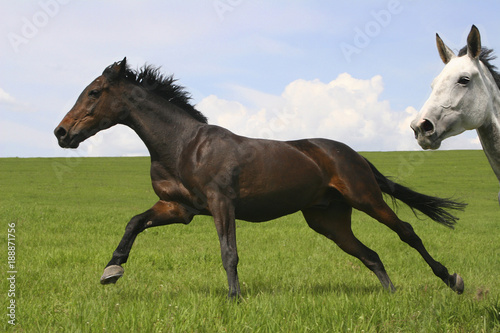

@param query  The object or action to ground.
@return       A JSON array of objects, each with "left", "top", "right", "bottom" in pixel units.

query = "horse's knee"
[
  {"left": 125, "top": 212, "right": 150, "bottom": 233},
  {"left": 124, "top": 216, "right": 143, "bottom": 233}
]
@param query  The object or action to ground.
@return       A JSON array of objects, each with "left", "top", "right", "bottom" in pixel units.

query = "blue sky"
[{"left": 2, "top": 0, "right": 500, "bottom": 157}]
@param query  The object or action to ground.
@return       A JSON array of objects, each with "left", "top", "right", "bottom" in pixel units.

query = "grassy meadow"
[{"left": 1, "top": 150, "right": 499, "bottom": 332}]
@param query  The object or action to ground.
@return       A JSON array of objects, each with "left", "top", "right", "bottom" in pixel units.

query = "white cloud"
[
  {"left": 80, "top": 125, "right": 148, "bottom": 157},
  {"left": 197, "top": 73, "right": 422, "bottom": 151},
  {"left": 0, "top": 88, "right": 15, "bottom": 104}
]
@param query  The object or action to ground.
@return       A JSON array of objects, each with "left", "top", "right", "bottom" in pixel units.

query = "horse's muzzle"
[
  {"left": 410, "top": 118, "right": 441, "bottom": 150},
  {"left": 411, "top": 118, "right": 435, "bottom": 138},
  {"left": 54, "top": 125, "right": 80, "bottom": 148}
]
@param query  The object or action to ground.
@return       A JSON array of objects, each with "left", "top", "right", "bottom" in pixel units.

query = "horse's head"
[
  {"left": 54, "top": 58, "right": 129, "bottom": 148},
  {"left": 411, "top": 25, "right": 492, "bottom": 149}
]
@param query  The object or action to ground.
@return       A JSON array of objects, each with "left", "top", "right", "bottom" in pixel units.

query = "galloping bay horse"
[{"left": 55, "top": 58, "right": 465, "bottom": 297}]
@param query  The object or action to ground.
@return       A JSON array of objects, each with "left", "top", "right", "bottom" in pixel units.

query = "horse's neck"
[
  {"left": 123, "top": 95, "right": 203, "bottom": 163},
  {"left": 476, "top": 87, "right": 500, "bottom": 184}
]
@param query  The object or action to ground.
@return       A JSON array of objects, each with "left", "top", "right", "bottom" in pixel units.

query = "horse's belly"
[
  {"left": 234, "top": 179, "right": 326, "bottom": 222},
  {"left": 234, "top": 197, "right": 304, "bottom": 222}
]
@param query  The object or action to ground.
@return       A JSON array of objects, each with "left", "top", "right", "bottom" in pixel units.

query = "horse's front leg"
[
  {"left": 100, "top": 200, "right": 193, "bottom": 285},
  {"left": 209, "top": 193, "right": 240, "bottom": 299}
]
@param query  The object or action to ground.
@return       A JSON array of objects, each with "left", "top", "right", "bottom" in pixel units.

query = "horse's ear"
[
  {"left": 466, "top": 25, "right": 481, "bottom": 59},
  {"left": 103, "top": 57, "right": 127, "bottom": 82},
  {"left": 436, "top": 33, "right": 456, "bottom": 64}
]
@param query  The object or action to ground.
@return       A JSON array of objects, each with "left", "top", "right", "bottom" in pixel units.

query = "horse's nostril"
[
  {"left": 55, "top": 126, "right": 67, "bottom": 138},
  {"left": 421, "top": 119, "right": 435, "bottom": 134}
]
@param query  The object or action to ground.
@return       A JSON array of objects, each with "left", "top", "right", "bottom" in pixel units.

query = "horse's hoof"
[
  {"left": 451, "top": 273, "right": 464, "bottom": 294},
  {"left": 100, "top": 265, "right": 124, "bottom": 285}
]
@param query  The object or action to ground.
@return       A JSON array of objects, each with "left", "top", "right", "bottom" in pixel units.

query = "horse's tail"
[{"left": 364, "top": 158, "right": 467, "bottom": 228}]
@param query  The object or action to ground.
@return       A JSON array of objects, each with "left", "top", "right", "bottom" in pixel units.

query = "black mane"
[
  {"left": 459, "top": 46, "right": 500, "bottom": 90},
  {"left": 121, "top": 64, "right": 208, "bottom": 124}
]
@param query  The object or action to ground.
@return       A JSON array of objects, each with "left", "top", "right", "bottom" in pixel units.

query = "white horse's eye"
[{"left": 457, "top": 76, "right": 470, "bottom": 85}]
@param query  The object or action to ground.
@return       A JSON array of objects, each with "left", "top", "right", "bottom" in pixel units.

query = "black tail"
[{"left": 365, "top": 158, "right": 467, "bottom": 228}]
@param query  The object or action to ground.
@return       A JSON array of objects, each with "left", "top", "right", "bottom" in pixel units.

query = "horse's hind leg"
[
  {"left": 302, "top": 202, "right": 396, "bottom": 292},
  {"left": 100, "top": 200, "right": 193, "bottom": 285},
  {"left": 327, "top": 152, "right": 463, "bottom": 293},
  {"left": 356, "top": 199, "right": 464, "bottom": 294}
]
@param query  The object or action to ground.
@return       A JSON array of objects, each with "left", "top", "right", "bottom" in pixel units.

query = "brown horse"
[{"left": 54, "top": 58, "right": 466, "bottom": 298}]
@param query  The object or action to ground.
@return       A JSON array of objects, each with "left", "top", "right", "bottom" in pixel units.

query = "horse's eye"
[
  {"left": 88, "top": 89, "right": 101, "bottom": 98},
  {"left": 457, "top": 76, "right": 470, "bottom": 85}
]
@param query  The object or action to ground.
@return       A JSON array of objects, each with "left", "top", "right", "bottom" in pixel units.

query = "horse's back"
[
  {"left": 233, "top": 136, "right": 379, "bottom": 220},
  {"left": 288, "top": 138, "right": 384, "bottom": 208}
]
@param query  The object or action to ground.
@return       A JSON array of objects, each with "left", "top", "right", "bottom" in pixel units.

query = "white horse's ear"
[
  {"left": 467, "top": 25, "right": 481, "bottom": 59},
  {"left": 436, "top": 33, "right": 456, "bottom": 64}
]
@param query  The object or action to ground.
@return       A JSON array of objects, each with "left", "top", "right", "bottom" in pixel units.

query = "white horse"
[{"left": 411, "top": 25, "right": 500, "bottom": 205}]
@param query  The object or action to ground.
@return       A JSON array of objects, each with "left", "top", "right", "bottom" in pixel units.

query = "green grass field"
[{"left": 1, "top": 150, "right": 499, "bottom": 332}]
